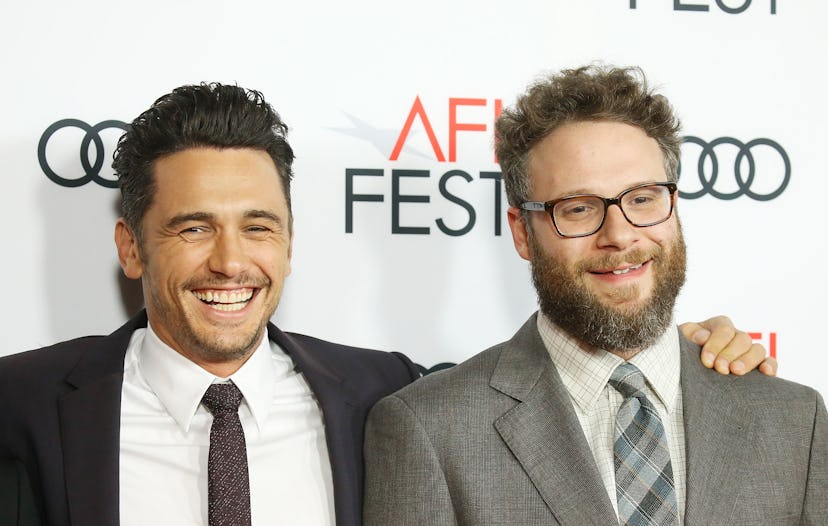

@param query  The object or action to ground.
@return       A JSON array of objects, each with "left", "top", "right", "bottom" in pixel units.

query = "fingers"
[
  {"left": 724, "top": 341, "right": 766, "bottom": 376},
  {"left": 679, "top": 316, "right": 773, "bottom": 376},
  {"left": 678, "top": 322, "right": 711, "bottom": 347},
  {"left": 758, "top": 356, "right": 778, "bottom": 377},
  {"left": 679, "top": 316, "right": 736, "bottom": 370}
]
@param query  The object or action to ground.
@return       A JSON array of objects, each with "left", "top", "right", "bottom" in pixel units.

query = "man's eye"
[
  {"left": 245, "top": 226, "right": 273, "bottom": 239},
  {"left": 559, "top": 203, "right": 596, "bottom": 217},
  {"left": 178, "top": 226, "right": 212, "bottom": 242}
]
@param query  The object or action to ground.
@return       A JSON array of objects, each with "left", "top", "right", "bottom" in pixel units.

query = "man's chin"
[
  {"left": 196, "top": 339, "right": 262, "bottom": 363},
  {"left": 593, "top": 291, "right": 649, "bottom": 311},
  {"left": 190, "top": 322, "right": 266, "bottom": 356},
  {"left": 590, "top": 275, "right": 653, "bottom": 301}
]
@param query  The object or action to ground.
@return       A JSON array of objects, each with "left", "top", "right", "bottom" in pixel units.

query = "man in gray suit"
[{"left": 363, "top": 65, "right": 827, "bottom": 525}]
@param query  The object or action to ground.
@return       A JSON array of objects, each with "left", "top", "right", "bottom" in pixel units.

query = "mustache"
[
  {"left": 182, "top": 273, "right": 271, "bottom": 290},
  {"left": 574, "top": 247, "right": 661, "bottom": 273}
]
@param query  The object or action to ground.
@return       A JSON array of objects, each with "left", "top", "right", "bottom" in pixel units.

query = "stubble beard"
[
  {"left": 182, "top": 318, "right": 267, "bottom": 363},
  {"left": 147, "top": 272, "right": 274, "bottom": 364},
  {"left": 528, "top": 228, "right": 687, "bottom": 356}
]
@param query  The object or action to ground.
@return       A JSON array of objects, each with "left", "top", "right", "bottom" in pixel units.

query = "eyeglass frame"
[{"left": 518, "top": 181, "right": 678, "bottom": 238}]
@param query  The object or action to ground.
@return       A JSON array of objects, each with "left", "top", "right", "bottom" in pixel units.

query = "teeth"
[
  {"left": 193, "top": 289, "right": 254, "bottom": 305},
  {"left": 211, "top": 302, "right": 247, "bottom": 312},
  {"left": 612, "top": 263, "right": 643, "bottom": 275}
]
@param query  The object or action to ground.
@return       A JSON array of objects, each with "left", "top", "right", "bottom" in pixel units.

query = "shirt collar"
[
  {"left": 627, "top": 324, "right": 681, "bottom": 412},
  {"left": 537, "top": 311, "right": 681, "bottom": 413},
  {"left": 139, "top": 323, "right": 280, "bottom": 433}
]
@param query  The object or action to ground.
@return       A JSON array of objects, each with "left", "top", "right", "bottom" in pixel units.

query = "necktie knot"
[
  {"left": 202, "top": 383, "right": 244, "bottom": 417},
  {"left": 609, "top": 362, "right": 647, "bottom": 400}
]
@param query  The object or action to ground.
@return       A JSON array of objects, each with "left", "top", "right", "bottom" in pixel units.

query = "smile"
[
  {"left": 192, "top": 288, "right": 255, "bottom": 312},
  {"left": 611, "top": 263, "right": 644, "bottom": 275},
  {"left": 588, "top": 260, "right": 651, "bottom": 278}
]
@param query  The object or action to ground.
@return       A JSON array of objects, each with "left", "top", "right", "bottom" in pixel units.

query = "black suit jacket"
[
  {"left": 0, "top": 458, "right": 40, "bottom": 526},
  {"left": 0, "top": 311, "right": 420, "bottom": 526}
]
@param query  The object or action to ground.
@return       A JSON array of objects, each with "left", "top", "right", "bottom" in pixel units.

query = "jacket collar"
[
  {"left": 60, "top": 311, "right": 145, "bottom": 526},
  {"left": 490, "top": 314, "right": 618, "bottom": 525},
  {"left": 59, "top": 312, "right": 365, "bottom": 526},
  {"left": 268, "top": 326, "right": 364, "bottom": 526}
]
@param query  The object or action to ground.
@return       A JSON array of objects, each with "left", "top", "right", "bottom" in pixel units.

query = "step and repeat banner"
[{"left": 2, "top": 0, "right": 824, "bottom": 398}]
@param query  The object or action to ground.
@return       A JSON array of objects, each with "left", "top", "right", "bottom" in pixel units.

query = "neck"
[
  {"left": 606, "top": 348, "right": 642, "bottom": 361},
  {"left": 194, "top": 355, "right": 254, "bottom": 378},
  {"left": 573, "top": 337, "right": 641, "bottom": 360}
]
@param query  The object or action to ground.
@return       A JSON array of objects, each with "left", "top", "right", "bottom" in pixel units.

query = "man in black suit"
[
  {"left": 0, "top": 82, "right": 771, "bottom": 526},
  {"left": 0, "top": 83, "right": 418, "bottom": 526}
]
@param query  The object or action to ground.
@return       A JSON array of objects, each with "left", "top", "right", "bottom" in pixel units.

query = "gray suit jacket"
[{"left": 364, "top": 314, "right": 828, "bottom": 525}]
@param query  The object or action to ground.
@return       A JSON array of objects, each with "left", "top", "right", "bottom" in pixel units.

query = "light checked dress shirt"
[
  {"left": 537, "top": 312, "right": 687, "bottom": 523},
  {"left": 119, "top": 323, "right": 335, "bottom": 525}
]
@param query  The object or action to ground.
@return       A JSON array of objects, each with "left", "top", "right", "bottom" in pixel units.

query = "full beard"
[{"left": 528, "top": 231, "right": 687, "bottom": 356}]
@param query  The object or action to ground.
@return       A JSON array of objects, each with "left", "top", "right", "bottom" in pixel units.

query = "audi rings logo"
[
  {"left": 678, "top": 136, "right": 791, "bottom": 201},
  {"left": 38, "top": 119, "right": 128, "bottom": 188}
]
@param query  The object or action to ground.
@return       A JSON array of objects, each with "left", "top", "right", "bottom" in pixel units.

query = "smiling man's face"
[
  {"left": 507, "top": 120, "right": 686, "bottom": 355},
  {"left": 115, "top": 147, "right": 292, "bottom": 375}
]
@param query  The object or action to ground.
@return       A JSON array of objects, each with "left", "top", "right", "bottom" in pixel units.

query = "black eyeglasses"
[{"left": 519, "top": 182, "right": 677, "bottom": 238}]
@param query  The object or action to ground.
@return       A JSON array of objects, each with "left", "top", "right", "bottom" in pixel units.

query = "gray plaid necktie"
[
  {"left": 202, "top": 383, "right": 252, "bottom": 526},
  {"left": 609, "top": 363, "right": 678, "bottom": 526}
]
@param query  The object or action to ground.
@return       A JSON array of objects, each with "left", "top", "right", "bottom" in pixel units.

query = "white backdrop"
[{"left": 2, "top": 0, "right": 824, "bottom": 398}]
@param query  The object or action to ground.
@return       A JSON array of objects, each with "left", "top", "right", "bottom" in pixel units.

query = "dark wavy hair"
[
  {"left": 495, "top": 65, "right": 681, "bottom": 206},
  {"left": 113, "top": 82, "right": 295, "bottom": 241}
]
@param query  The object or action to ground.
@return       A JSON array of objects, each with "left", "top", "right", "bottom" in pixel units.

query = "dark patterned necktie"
[
  {"left": 201, "top": 383, "right": 252, "bottom": 526},
  {"left": 609, "top": 363, "right": 678, "bottom": 526}
]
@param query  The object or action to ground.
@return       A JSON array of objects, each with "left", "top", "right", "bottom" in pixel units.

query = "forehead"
[
  {"left": 528, "top": 120, "right": 665, "bottom": 198},
  {"left": 150, "top": 147, "right": 287, "bottom": 212}
]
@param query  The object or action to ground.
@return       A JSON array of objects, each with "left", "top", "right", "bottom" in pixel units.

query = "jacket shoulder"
[
  {"left": 284, "top": 332, "right": 421, "bottom": 398},
  {"left": 389, "top": 341, "right": 506, "bottom": 407},
  {"left": 0, "top": 334, "right": 107, "bottom": 378},
  {"left": 0, "top": 312, "right": 144, "bottom": 380}
]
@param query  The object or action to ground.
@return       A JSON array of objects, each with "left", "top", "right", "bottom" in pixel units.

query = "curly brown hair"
[{"left": 495, "top": 65, "right": 681, "bottom": 206}]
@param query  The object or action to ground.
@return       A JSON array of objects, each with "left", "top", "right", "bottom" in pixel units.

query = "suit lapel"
[
  {"left": 269, "top": 326, "right": 362, "bottom": 526},
  {"left": 679, "top": 335, "right": 755, "bottom": 524},
  {"left": 491, "top": 316, "right": 617, "bottom": 526},
  {"left": 55, "top": 315, "right": 364, "bottom": 526},
  {"left": 59, "top": 313, "right": 145, "bottom": 526}
]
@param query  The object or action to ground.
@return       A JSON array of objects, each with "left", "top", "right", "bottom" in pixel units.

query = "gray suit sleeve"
[
  {"left": 363, "top": 395, "right": 458, "bottom": 526},
  {"left": 802, "top": 390, "right": 828, "bottom": 525}
]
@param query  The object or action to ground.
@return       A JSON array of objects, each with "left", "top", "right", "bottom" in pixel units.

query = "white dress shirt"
[
  {"left": 119, "top": 324, "right": 335, "bottom": 525},
  {"left": 537, "top": 313, "right": 687, "bottom": 523}
]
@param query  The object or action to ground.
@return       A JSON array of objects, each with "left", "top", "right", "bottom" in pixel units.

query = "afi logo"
[
  {"left": 628, "top": 0, "right": 777, "bottom": 14},
  {"left": 390, "top": 96, "right": 502, "bottom": 162},
  {"left": 749, "top": 331, "right": 778, "bottom": 358},
  {"left": 344, "top": 95, "right": 506, "bottom": 236}
]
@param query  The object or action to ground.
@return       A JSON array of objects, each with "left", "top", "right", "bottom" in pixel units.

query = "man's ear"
[
  {"left": 115, "top": 219, "right": 143, "bottom": 279},
  {"left": 507, "top": 206, "right": 532, "bottom": 262}
]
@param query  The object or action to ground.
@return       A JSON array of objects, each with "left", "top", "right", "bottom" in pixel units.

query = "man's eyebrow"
[
  {"left": 244, "top": 209, "right": 284, "bottom": 225},
  {"left": 166, "top": 212, "right": 215, "bottom": 229},
  {"left": 164, "top": 210, "right": 285, "bottom": 229}
]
